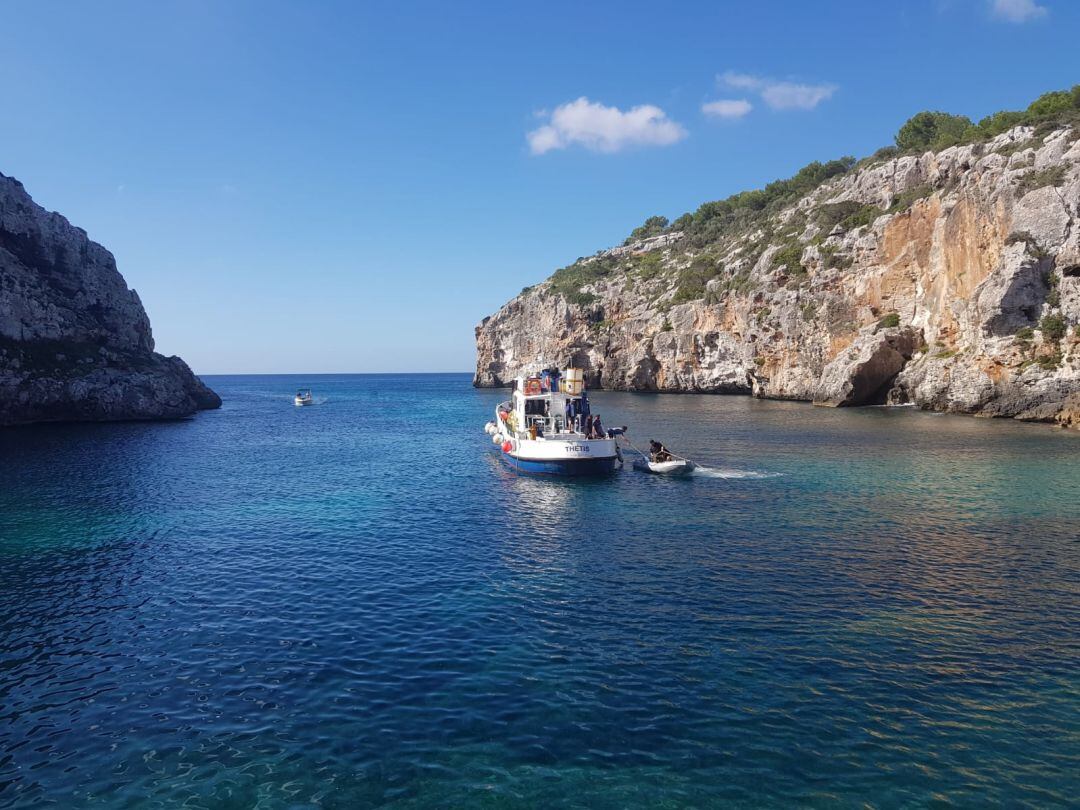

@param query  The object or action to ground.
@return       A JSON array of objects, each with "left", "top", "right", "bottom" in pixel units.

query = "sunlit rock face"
[
  {"left": 476, "top": 126, "right": 1080, "bottom": 426},
  {"left": 0, "top": 171, "right": 220, "bottom": 425}
]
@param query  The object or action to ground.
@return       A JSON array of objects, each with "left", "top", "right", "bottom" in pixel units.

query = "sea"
[{"left": 1, "top": 373, "right": 1077, "bottom": 808}]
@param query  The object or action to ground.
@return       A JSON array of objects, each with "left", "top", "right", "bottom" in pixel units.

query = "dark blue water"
[{"left": 2, "top": 374, "right": 1077, "bottom": 808}]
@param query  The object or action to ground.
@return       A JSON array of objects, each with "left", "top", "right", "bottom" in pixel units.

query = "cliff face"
[
  {"left": 475, "top": 125, "right": 1080, "bottom": 427},
  {"left": 0, "top": 172, "right": 220, "bottom": 426}
]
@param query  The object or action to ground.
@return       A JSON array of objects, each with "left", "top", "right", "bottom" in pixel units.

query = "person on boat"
[
  {"left": 649, "top": 440, "right": 673, "bottom": 462},
  {"left": 564, "top": 398, "right": 574, "bottom": 430},
  {"left": 584, "top": 415, "right": 594, "bottom": 437},
  {"left": 591, "top": 415, "right": 604, "bottom": 439}
]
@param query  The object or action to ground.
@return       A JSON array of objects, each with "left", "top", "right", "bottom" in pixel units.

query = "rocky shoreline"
[
  {"left": 0, "top": 172, "right": 220, "bottom": 426},
  {"left": 475, "top": 123, "right": 1080, "bottom": 429}
]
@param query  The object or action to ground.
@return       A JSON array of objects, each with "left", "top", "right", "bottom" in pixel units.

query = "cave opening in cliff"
[{"left": 864, "top": 373, "right": 904, "bottom": 407}]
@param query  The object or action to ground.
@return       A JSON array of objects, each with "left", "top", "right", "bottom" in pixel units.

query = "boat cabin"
[{"left": 509, "top": 367, "right": 590, "bottom": 438}]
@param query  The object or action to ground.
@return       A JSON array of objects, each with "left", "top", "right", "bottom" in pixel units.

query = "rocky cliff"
[
  {"left": 475, "top": 123, "right": 1080, "bottom": 428},
  {"left": 0, "top": 172, "right": 220, "bottom": 426}
]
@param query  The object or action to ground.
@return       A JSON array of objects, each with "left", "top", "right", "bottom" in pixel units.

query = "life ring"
[{"left": 524, "top": 378, "right": 542, "bottom": 396}]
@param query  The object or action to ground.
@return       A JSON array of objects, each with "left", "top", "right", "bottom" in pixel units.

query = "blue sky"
[{"left": 1, "top": 0, "right": 1076, "bottom": 373}]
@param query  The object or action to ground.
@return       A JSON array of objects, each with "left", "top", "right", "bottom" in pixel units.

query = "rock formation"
[
  {"left": 1, "top": 171, "right": 220, "bottom": 426},
  {"left": 475, "top": 124, "right": 1080, "bottom": 427}
]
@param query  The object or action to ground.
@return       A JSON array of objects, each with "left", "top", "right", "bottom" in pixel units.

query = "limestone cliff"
[
  {"left": 475, "top": 124, "right": 1080, "bottom": 427},
  {"left": 0, "top": 171, "right": 220, "bottom": 426}
]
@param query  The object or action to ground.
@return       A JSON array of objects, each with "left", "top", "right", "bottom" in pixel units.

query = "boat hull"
[
  {"left": 499, "top": 452, "right": 618, "bottom": 476},
  {"left": 632, "top": 458, "right": 695, "bottom": 475}
]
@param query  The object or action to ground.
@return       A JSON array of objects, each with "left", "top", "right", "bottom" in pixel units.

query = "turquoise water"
[{"left": 1, "top": 373, "right": 1077, "bottom": 808}]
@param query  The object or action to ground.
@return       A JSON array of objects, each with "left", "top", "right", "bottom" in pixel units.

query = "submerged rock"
[{"left": 0, "top": 171, "right": 220, "bottom": 426}]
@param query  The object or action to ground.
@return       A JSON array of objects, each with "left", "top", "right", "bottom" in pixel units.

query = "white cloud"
[
  {"left": 701, "top": 99, "right": 753, "bottom": 119},
  {"left": 991, "top": 0, "right": 1048, "bottom": 22},
  {"left": 527, "top": 97, "right": 687, "bottom": 155},
  {"left": 761, "top": 82, "right": 837, "bottom": 110},
  {"left": 721, "top": 72, "right": 766, "bottom": 91},
  {"left": 719, "top": 71, "right": 837, "bottom": 111}
]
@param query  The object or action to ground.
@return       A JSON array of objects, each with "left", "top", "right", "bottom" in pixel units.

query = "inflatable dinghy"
[{"left": 632, "top": 457, "right": 696, "bottom": 475}]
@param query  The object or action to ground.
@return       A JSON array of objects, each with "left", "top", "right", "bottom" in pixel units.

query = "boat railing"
[{"left": 525, "top": 414, "right": 599, "bottom": 439}]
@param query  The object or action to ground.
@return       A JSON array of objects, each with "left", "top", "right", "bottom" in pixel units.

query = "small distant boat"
[{"left": 294, "top": 389, "right": 314, "bottom": 406}]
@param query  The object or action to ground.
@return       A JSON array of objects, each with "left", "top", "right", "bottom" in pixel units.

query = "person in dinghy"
[
  {"left": 649, "top": 440, "right": 674, "bottom": 463},
  {"left": 631, "top": 439, "right": 696, "bottom": 475}
]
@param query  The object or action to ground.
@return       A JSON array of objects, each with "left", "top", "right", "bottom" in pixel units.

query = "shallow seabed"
[{"left": 1, "top": 374, "right": 1077, "bottom": 808}]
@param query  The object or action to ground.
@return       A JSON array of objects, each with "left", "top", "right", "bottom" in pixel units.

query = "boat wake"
[{"left": 690, "top": 466, "right": 783, "bottom": 480}]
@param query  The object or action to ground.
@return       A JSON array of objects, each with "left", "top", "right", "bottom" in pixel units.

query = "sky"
[{"left": 0, "top": 0, "right": 1077, "bottom": 373}]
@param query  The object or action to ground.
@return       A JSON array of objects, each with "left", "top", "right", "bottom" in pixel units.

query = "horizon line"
[{"left": 196, "top": 370, "right": 475, "bottom": 376}]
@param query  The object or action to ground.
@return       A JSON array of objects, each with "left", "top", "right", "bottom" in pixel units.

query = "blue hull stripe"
[{"left": 499, "top": 452, "right": 618, "bottom": 476}]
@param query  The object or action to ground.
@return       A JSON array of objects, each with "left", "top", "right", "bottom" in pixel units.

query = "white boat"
[
  {"left": 632, "top": 457, "right": 696, "bottom": 475},
  {"left": 483, "top": 367, "right": 620, "bottom": 476},
  {"left": 294, "top": 388, "right": 314, "bottom": 406}
]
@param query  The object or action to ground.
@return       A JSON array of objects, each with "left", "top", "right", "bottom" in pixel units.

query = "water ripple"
[{"left": 1, "top": 375, "right": 1077, "bottom": 807}]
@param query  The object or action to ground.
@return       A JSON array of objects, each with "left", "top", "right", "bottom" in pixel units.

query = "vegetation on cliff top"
[
  {"left": 541, "top": 84, "right": 1080, "bottom": 307},
  {"left": 671, "top": 157, "right": 856, "bottom": 250},
  {"left": 892, "top": 85, "right": 1080, "bottom": 154}
]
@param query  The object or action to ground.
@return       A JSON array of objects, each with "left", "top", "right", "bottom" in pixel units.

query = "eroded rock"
[
  {"left": 475, "top": 124, "right": 1080, "bottom": 428},
  {"left": 813, "top": 328, "right": 921, "bottom": 407},
  {"left": 1, "top": 172, "right": 221, "bottom": 426}
]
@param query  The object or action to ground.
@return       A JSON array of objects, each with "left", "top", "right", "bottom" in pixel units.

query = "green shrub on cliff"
[
  {"left": 887, "top": 184, "right": 933, "bottom": 214},
  {"left": 877, "top": 312, "right": 901, "bottom": 329},
  {"left": 771, "top": 242, "right": 805, "bottom": 276},
  {"left": 671, "top": 253, "right": 722, "bottom": 303},
  {"left": 676, "top": 157, "right": 856, "bottom": 249},
  {"left": 1016, "top": 165, "right": 1067, "bottom": 196},
  {"left": 549, "top": 255, "right": 620, "bottom": 304},
  {"left": 1005, "top": 231, "right": 1049, "bottom": 258},
  {"left": 1037, "top": 352, "right": 1063, "bottom": 370},
  {"left": 977, "top": 110, "right": 1028, "bottom": 140},
  {"left": 896, "top": 85, "right": 1080, "bottom": 154},
  {"left": 895, "top": 111, "right": 975, "bottom": 152},
  {"left": 1025, "top": 89, "right": 1079, "bottom": 120},
  {"left": 626, "top": 215, "right": 669, "bottom": 244},
  {"left": 815, "top": 201, "right": 882, "bottom": 233},
  {"left": 1040, "top": 314, "right": 1066, "bottom": 341},
  {"left": 634, "top": 251, "right": 665, "bottom": 280}
]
